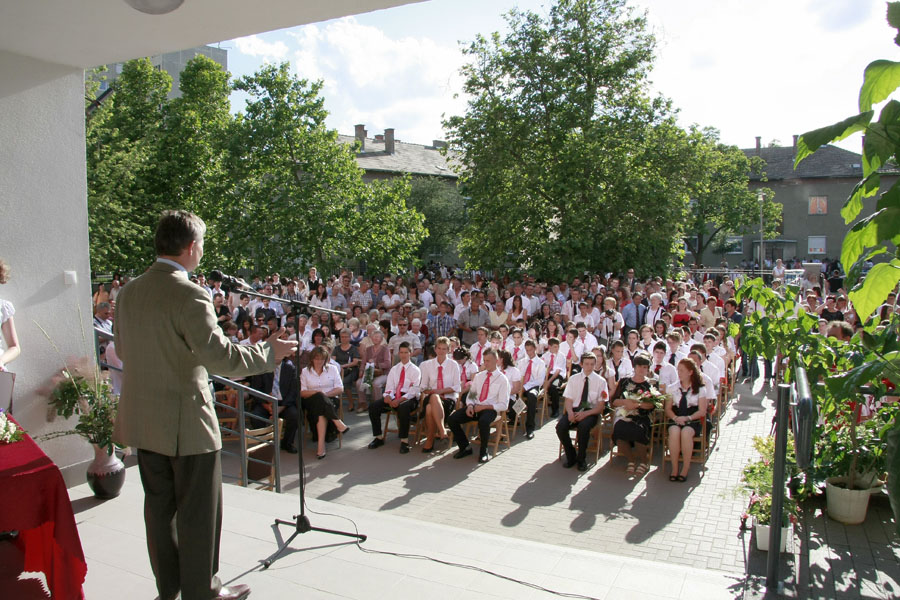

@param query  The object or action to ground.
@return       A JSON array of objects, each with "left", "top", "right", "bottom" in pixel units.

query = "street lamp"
[{"left": 759, "top": 190, "right": 765, "bottom": 276}]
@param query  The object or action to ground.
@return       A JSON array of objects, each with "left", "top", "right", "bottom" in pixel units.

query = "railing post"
[
  {"left": 766, "top": 383, "right": 791, "bottom": 592},
  {"left": 237, "top": 389, "right": 248, "bottom": 488},
  {"left": 272, "top": 394, "right": 281, "bottom": 493}
]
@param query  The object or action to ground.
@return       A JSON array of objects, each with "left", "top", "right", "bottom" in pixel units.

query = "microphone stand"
[{"left": 222, "top": 282, "right": 366, "bottom": 569}]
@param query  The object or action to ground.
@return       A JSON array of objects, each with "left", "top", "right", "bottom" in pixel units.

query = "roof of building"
[
  {"left": 742, "top": 143, "right": 900, "bottom": 181},
  {"left": 337, "top": 134, "right": 458, "bottom": 179}
]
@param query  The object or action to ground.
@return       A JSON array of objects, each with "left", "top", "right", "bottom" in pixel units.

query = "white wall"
[{"left": 0, "top": 51, "right": 95, "bottom": 472}]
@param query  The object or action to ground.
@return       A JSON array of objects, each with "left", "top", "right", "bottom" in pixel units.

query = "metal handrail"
[{"left": 94, "top": 326, "right": 282, "bottom": 492}]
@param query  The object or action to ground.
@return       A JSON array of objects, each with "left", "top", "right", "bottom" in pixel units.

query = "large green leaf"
[
  {"left": 860, "top": 60, "right": 900, "bottom": 112},
  {"left": 850, "top": 259, "right": 900, "bottom": 322},
  {"left": 886, "top": 421, "right": 900, "bottom": 534},
  {"left": 795, "top": 111, "right": 873, "bottom": 167},
  {"left": 841, "top": 207, "right": 900, "bottom": 272},
  {"left": 842, "top": 172, "right": 881, "bottom": 224}
]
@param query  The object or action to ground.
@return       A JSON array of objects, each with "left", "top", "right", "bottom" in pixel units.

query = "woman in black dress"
[{"left": 610, "top": 353, "right": 656, "bottom": 476}]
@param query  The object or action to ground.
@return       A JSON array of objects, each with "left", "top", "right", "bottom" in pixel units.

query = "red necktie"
[
  {"left": 567, "top": 348, "right": 572, "bottom": 360},
  {"left": 549, "top": 354, "right": 555, "bottom": 372},
  {"left": 476, "top": 346, "right": 483, "bottom": 365},
  {"left": 514, "top": 347, "right": 519, "bottom": 361},
  {"left": 437, "top": 364, "right": 444, "bottom": 390},
  {"left": 461, "top": 367, "right": 468, "bottom": 385},
  {"left": 396, "top": 365, "right": 405, "bottom": 401},
  {"left": 655, "top": 364, "right": 661, "bottom": 374},
  {"left": 478, "top": 371, "right": 492, "bottom": 402},
  {"left": 524, "top": 359, "right": 533, "bottom": 383}
]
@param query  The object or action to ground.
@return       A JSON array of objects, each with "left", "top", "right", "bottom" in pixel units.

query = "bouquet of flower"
[
  {"left": 0, "top": 408, "right": 24, "bottom": 443},
  {"left": 616, "top": 385, "right": 669, "bottom": 421},
  {"left": 362, "top": 362, "right": 375, "bottom": 392}
]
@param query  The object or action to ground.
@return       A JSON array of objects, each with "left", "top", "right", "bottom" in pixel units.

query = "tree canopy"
[
  {"left": 444, "top": 0, "right": 692, "bottom": 279},
  {"left": 86, "top": 59, "right": 425, "bottom": 276}
]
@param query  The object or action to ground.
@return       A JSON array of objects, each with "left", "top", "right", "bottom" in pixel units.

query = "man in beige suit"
[{"left": 114, "top": 211, "right": 296, "bottom": 600}]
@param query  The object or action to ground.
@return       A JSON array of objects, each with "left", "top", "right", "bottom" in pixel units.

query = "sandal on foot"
[
  {"left": 625, "top": 461, "right": 636, "bottom": 475},
  {"left": 635, "top": 463, "right": 648, "bottom": 476},
  {"left": 669, "top": 474, "right": 678, "bottom": 482},
  {"left": 676, "top": 475, "right": 686, "bottom": 482}
]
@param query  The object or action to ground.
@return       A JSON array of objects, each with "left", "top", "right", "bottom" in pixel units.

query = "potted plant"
[
  {"left": 816, "top": 391, "right": 887, "bottom": 525},
  {"left": 38, "top": 358, "right": 127, "bottom": 499},
  {"left": 739, "top": 435, "right": 799, "bottom": 552}
]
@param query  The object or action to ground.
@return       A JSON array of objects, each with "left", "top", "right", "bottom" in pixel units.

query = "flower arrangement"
[
  {"left": 742, "top": 492, "right": 799, "bottom": 528},
  {"left": 0, "top": 408, "right": 24, "bottom": 444},
  {"left": 616, "top": 384, "right": 668, "bottom": 421}
]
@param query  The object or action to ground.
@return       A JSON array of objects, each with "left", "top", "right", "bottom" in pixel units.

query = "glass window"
[
  {"left": 809, "top": 196, "right": 827, "bottom": 215},
  {"left": 808, "top": 236, "right": 826, "bottom": 255},
  {"left": 726, "top": 236, "right": 743, "bottom": 254}
]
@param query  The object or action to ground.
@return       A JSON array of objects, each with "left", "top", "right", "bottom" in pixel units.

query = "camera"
[{"left": 605, "top": 309, "right": 614, "bottom": 316}]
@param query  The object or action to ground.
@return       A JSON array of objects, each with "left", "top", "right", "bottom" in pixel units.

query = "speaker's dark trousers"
[
  {"left": 556, "top": 412, "right": 600, "bottom": 462},
  {"left": 137, "top": 449, "right": 223, "bottom": 600},
  {"left": 448, "top": 407, "right": 498, "bottom": 452}
]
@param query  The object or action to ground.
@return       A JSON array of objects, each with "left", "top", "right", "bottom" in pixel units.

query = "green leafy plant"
[
  {"left": 793, "top": 2, "right": 900, "bottom": 529},
  {"left": 740, "top": 436, "right": 800, "bottom": 527},
  {"left": 40, "top": 366, "right": 121, "bottom": 456}
]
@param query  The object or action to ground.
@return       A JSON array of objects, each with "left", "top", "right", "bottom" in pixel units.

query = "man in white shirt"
[
  {"left": 469, "top": 327, "right": 490, "bottom": 369},
  {"left": 524, "top": 283, "right": 541, "bottom": 316},
  {"left": 649, "top": 342, "right": 678, "bottom": 393},
  {"left": 541, "top": 338, "right": 567, "bottom": 418},
  {"left": 419, "top": 336, "right": 461, "bottom": 452},
  {"left": 419, "top": 279, "right": 434, "bottom": 311},
  {"left": 516, "top": 340, "right": 546, "bottom": 439},
  {"left": 562, "top": 288, "right": 582, "bottom": 322},
  {"left": 556, "top": 353, "right": 607, "bottom": 471},
  {"left": 447, "top": 349, "right": 510, "bottom": 463},
  {"left": 239, "top": 324, "right": 267, "bottom": 346},
  {"left": 575, "top": 322, "right": 599, "bottom": 354},
  {"left": 690, "top": 343, "right": 721, "bottom": 393},
  {"left": 701, "top": 336, "right": 727, "bottom": 389},
  {"left": 367, "top": 343, "right": 422, "bottom": 453}
]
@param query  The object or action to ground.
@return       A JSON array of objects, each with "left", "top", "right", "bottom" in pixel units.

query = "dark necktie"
[
  {"left": 669, "top": 354, "right": 676, "bottom": 366},
  {"left": 679, "top": 388, "right": 689, "bottom": 415},
  {"left": 579, "top": 377, "right": 590, "bottom": 411}
]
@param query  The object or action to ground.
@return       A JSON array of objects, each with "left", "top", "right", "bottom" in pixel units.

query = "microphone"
[{"left": 207, "top": 270, "right": 246, "bottom": 290}]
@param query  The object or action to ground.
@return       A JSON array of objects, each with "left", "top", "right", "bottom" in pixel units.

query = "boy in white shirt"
[
  {"left": 447, "top": 349, "right": 510, "bottom": 463},
  {"left": 515, "top": 340, "right": 547, "bottom": 439},
  {"left": 542, "top": 337, "right": 567, "bottom": 418},
  {"left": 367, "top": 342, "right": 421, "bottom": 454}
]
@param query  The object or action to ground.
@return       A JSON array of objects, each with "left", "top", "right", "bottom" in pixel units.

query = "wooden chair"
[
  {"left": 380, "top": 400, "right": 420, "bottom": 442},
  {"left": 603, "top": 409, "right": 661, "bottom": 465},
  {"left": 464, "top": 413, "right": 511, "bottom": 455},
  {"left": 239, "top": 418, "right": 283, "bottom": 491},
  {"left": 413, "top": 394, "right": 454, "bottom": 450},
  {"left": 557, "top": 420, "right": 604, "bottom": 464},
  {"left": 509, "top": 392, "right": 528, "bottom": 440},
  {"left": 215, "top": 389, "right": 241, "bottom": 441},
  {"left": 663, "top": 414, "right": 711, "bottom": 465}
]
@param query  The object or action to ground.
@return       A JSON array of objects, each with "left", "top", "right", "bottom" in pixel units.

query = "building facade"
[
  {"left": 98, "top": 44, "right": 227, "bottom": 99},
  {"left": 695, "top": 137, "right": 898, "bottom": 269}
]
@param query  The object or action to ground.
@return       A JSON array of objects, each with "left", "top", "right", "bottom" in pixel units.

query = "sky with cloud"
[{"left": 221, "top": 0, "right": 897, "bottom": 152}]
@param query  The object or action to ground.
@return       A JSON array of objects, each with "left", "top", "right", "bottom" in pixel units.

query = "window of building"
[
  {"left": 725, "top": 236, "right": 743, "bottom": 254},
  {"left": 808, "top": 236, "right": 826, "bottom": 255},
  {"left": 809, "top": 196, "right": 827, "bottom": 215}
]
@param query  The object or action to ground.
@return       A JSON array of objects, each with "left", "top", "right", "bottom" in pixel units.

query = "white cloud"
[
  {"left": 232, "top": 34, "right": 289, "bottom": 63},
  {"left": 284, "top": 17, "right": 467, "bottom": 144}
]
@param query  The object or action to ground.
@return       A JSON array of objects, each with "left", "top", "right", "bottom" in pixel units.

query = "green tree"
[
  {"left": 86, "top": 59, "right": 172, "bottom": 273},
  {"left": 407, "top": 177, "right": 467, "bottom": 261},
  {"left": 681, "top": 128, "right": 781, "bottom": 267},
  {"left": 444, "top": 0, "right": 686, "bottom": 279},
  {"left": 221, "top": 63, "right": 425, "bottom": 274}
]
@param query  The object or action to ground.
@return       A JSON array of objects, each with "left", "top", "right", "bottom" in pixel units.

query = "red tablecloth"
[{"left": 0, "top": 416, "right": 86, "bottom": 599}]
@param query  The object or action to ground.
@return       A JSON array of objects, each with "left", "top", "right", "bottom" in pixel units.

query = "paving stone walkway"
[{"left": 220, "top": 375, "right": 900, "bottom": 598}]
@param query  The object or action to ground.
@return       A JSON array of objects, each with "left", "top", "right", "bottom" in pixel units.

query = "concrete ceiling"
[{"left": 0, "top": 0, "right": 425, "bottom": 70}]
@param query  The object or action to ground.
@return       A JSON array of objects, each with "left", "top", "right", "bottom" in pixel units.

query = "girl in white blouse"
[{"left": 664, "top": 359, "right": 710, "bottom": 482}]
